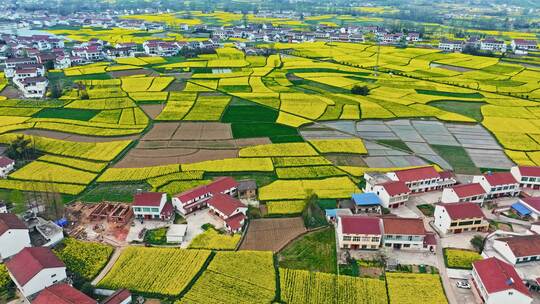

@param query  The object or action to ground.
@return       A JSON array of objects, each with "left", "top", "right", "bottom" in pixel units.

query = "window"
[
  {"left": 134, "top": 207, "right": 141, "bottom": 212},
  {"left": 343, "top": 236, "right": 351, "bottom": 241},
  {"left": 352, "top": 236, "right": 361, "bottom": 242},
  {"left": 459, "top": 221, "right": 474, "bottom": 226},
  {"left": 142, "top": 207, "right": 151, "bottom": 212},
  {"left": 51, "top": 274, "right": 56, "bottom": 278},
  {"left": 151, "top": 208, "right": 159, "bottom": 213},
  {"left": 473, "top": 220, "right": 481, "bottom": 224},
  {"left": 408, "top": 236, "right": 413, "bottom": 241},
  {"left": 372, "top": 237, "right": 380, "bottom": 242},
  {"left": 403, "top": 244, "right": 410, "bottom": 248}
]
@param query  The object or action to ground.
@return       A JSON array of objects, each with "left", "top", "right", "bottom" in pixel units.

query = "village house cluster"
[
  {"left": 329, "top": 165, "right": 540, "bottom": 304},
  {"left": 438, "top": 37, "right": 538, "bottom": 54}
]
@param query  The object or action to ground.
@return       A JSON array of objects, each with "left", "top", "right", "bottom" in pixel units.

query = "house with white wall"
[
  {"left": 336, "top": 215, "right": 382, "bottom": 250},
  {"left": 0, "top": 156, "right": 15, "bottom": 178},
  {"left": 172, "top": 177, "right": 238, "bottom": 215},
  {"left": 131, "top": 192, "right": 173, "bottom": 221},
  {"left": 441, "top": 183, "right": 486, "bottom": 205},
  {"left": 207, "top": 194, "right": 247, "bottom": 233},
  {"left": 438, "top": 39, "right": 464, "bottom": 52},
  {"left": 6, "top": 247, "right": 67, "bottom": 298},
  {"left": 368, "top": 181, "right": 410, "bottom": 209},
  {"left": 472, "top": 257, "right": 532, "bottom": 304},
  {"left": 512, "top": 197, "right": 540, "bottom": 220},
  {"left": 510, "top": 166, "right": 540, "bottom": 190},
  {"left": 434, "top": 203, "right": 488, "bottom": 235},
  {"left": 0, "top": 213, "right": 30, "bottom": 259},
  {"left": 386, "top": 166, "right": 442, "bottom": 193},
  {"left": 382, "top": 217, "right": 429, "bottom": 250},
  {"left": 473, "top": 172, "right": 520, "bottom": 199},
  {"left": 493, "top": 235, "right": 540, "bottom": 265}
]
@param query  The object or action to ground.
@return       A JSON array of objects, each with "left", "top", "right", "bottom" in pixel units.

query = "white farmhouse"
[
  {"left": 368, "top": 181, "right": 410, "bottom": 209},
  {"left": 6, "top": 247, "right": 67, "bottom": 298},
  {"left": 336, "top": 215, "right": 382, "bottom": 250},
  {"left": 0, "top": 213, "right": 30, "bottom": 259},
  {"left": 382, "top": 217, "right": 430, "bottom": 250},
  {"left": 132, "top": 192, "right": 174, "bottom": 221},
  {"left": 472, "top": 257, "right": 532, "bottom": 304},
  {"left": 493, "top": 235, "right": 540, "bottom": 265},
  {"left": 441, "top": 183, "right": 486, "bottom": 205},
  {"left": 434, "top": 202, "right": 488, "bottom": 235},
  {"left": 473, "top": 172, "right": 520, "bottom": 199},
  {"left": 510, "top": 166, "right": 540, "bottom": 190},
  {"left": 0, "top": 156, "right": 15, "bottom": 178}
]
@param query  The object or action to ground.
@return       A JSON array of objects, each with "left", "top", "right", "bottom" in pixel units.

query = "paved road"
[{"left": 91, "top": 246, "right": 125, "bottom": 286}]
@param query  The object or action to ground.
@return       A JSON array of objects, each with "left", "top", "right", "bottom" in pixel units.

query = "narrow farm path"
[
  {"left": 435, "top": 238, "right": 458, "bottom": 304},
  {"left": 91, "top": 246, "right": 126, "bottom": 286}
]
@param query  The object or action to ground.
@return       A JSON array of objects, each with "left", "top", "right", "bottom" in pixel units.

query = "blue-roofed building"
[
  {"left": 511, "top": 202, "right": 532, "bottom": 218},
  {"left": 351, "top": 193, "right": 382, "bottom": 214}
]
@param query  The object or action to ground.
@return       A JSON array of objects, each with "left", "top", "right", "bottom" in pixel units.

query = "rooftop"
[
  {"left": 483, "top": 172, "right": 518, "bottom": 186},
  {"left": 0, "top": 213, "right": 27, "bottom": 236},
  {"left": 394, "top": 166, "right": 439, "bottom": 183},
  {"left": 496, "top": 235, "right": 540, "bottom": 258},
  {"left": 351, "top": 193, "right": 382, "bottom": 206},
  {"left": 451, "top": 183, "right": 486, "bottom": 198},
  {"left": 382, "top": 217, "right": 426, "bottom": 235},
  {"left": 438, "top": 202, "right": 485, "bottom": 220},
  {"left": 339, "top": 215, "right": 382, "bottom": 235},
  {"left": 133, "top": 192, "right": 164, "bottom": 207},
  {"left": 473, "top": 257, "right": 530, "bottom": 297},
  {"left": 207, "top": 193, "right": 245, "bottom": 217},
  {"left": 33, "top": 283, "right": 97, "bottom": 304},
  {"left": 6, "top": 247, "right": 65, "bottom": 286}
]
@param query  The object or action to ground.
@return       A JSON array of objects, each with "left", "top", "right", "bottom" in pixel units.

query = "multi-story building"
[
  {"left": 131, "top": 192, "right": 174, "bottom": 221},
  {"left": 493, "top": 235, "right": 540, "bottom": 265},
  {"left": 473, "top": 172, "right": 520, "bottom": 199},
  {"left": 438, "top": 39, "right": 464, "bottom": 52},
  {"left": 382, "top": 217, "right": 428, "bottom": 250},
  {"left": 441, "top": 183, "right": 486, "bottom": 205},
  {"left": 0, "top": 156, "right": 15, "bottom": 178},
  {"left": 434, "top": 203, "right": 488, "bottom": 234},
  {"left": 472, "top": 257, "right": 532, "bottom": 304},
  {"left": 511, "top": 39, "right": 537, "bottom": 52},
  {"left": 173, "top": 177, "right": 238, "bottom": 215},
  {"left": 337, "top": 215, "right": 382, "bottom": 250},
  {"left": 14, "top": 76, "right": 49, "bottom": 98},
  {"left": 364, "top": 178, "right": 410, "bottom": 209},
  {"left": 510, "top": 166, "right": 540, "bottom": 190},
  {"left": 386, "top": 166, "right": 441, "bottom": 193},
  {"left": 480, "top": 39, "right": 507, "bottom": 53}
]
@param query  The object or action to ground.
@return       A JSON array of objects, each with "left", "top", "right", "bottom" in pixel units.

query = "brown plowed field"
[{"left": 239, "top": 217, "right": 307, "bottom": 252}]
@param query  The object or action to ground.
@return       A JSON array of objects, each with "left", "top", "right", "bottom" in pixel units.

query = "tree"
[
  {"left": 6, "top": 135, "right": 34, "bottom": 161},
  {"left": 302, "top": 190, "right": 326, "bottom": 228},
  {"left": 9, "top": 190, "right": 26, "bottom": 214},
  {"left": 470, "top": 235, "right": 485, "bottom": 252},
  {"left": 351, "top": 85, "right": 370, "bottom": 96}
]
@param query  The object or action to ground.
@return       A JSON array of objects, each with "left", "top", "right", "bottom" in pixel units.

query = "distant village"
[{"left": 0, "top": 8, "right": 537, "bottom": 99}]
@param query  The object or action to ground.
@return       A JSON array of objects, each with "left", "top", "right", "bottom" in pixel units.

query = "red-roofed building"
[
  {"left": 131, "top": 192, "right": 172, "bottom": 220},
  {"left": 472, "top": 257, "right": 532, "bottom": 304},
  {"left": 207, "top": 194, "right": 247, "bottom": 233},
  {"left": 434, "top": 203, "right": 488, "bottom": 234},
  {"left": 511, "top": 166, "right": 540, "bottom": 189},
  {"left": 382, "top": 217, "right": 430, "bottom": 250},
  {"left": 517, "top": 197, "right": 540, "bottom": 220},
  {"left": 172, "top": 177, "right": 238, "bottom": 215},
  {"left": 33, "top": 283, "right": 97, "bottom": 304},
  {"left": 441, "top": 183, "right": 486, "bottom": 205},
  {"left": 473, "top": 172, "right": 520, "bottom": 199},
  {"left": 511, "top": 39, "right": 538, "bottom": 52},
  {"left": 0, "top": 213, "right": 30, "bottom": 259},
  {"left": 101, "top": 288, "right": 132, "bottom": 304},
  {"left": 386, "top": 167, "right": 454, "bottom": 193},
  {"left": 493, "top": 235, "right": 540, "bottom": 265},
  {"left": 369, "top": 181, "right": 410, "bottom": 209},
  {"left": 6, "top": 247, "right": 66, "bottom": 297},
  {"left": 337, "top": 215, "right": 382, "bottom": 250}
]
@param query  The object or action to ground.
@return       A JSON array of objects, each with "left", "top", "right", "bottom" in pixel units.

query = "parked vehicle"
[{"left": 456, "top": 281, "right": 471, "bottom": 289}]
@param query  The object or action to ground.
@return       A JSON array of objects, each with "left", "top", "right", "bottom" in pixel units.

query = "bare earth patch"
[
  {"left": 140, "top": 104, "right": 165, "bottom": 120},
  {"left": 240, "top": 217, "right": 307, "bottom": 252},
  {"left": 113, "top": 148, "right": 238, "bottom": 167}
]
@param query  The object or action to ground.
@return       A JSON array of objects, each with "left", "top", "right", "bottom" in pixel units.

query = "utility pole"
[{"left": 374, "top": 36, "right": 381, "bottom": 77}]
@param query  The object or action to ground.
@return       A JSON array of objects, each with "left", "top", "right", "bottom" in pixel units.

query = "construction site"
[{"left": 65, "top": 202, "right": 133, "bottom": 246}]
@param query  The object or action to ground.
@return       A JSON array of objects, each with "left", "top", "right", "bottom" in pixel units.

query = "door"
[{"left": 454, "top": 229, "right": 462, "bottom": 233}]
